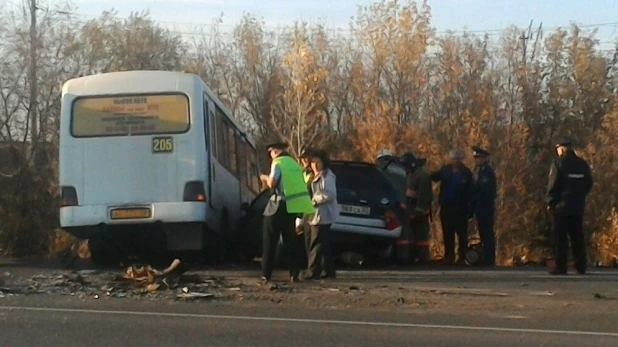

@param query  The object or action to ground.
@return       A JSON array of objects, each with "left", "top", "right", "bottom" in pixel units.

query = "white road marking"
[{"left": 1, "top": 305, "right": 618, "bottom": 337}]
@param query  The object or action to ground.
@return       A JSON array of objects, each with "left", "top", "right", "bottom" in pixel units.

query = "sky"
[{"left": 9, "top": 0, "right": 618, "bottom": 51}]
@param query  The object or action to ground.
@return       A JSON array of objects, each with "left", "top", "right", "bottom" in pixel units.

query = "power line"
[
  {"left": 5, "top": 5, "right": 618, "bottom": 41},
  {"left": 62, "top": 10, "right": 618, "bottom": 36}
]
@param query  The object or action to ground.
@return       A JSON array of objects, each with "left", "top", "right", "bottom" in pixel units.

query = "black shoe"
[
  {"left": 575, "top": 266, "right": 586, "bottom": 275},
  {"left": 549, "top": 269, "right": 567, "bottom": 275},
  {"left": 260, "top": 276, "right": 270, "bottom": 284},
  {"left": 290, "top": 276, "right": 300, "bottom": 283}
]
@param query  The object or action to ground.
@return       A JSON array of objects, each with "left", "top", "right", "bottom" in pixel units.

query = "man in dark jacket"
[
  {"left": 471, "top": 146, "right": 497, "bottom": 266},
  {"left": 545, "top": 137, "right": 593, "bottom": 275},
  {"left": 431, "top": 149, "right": 475, "bottom": 265}
]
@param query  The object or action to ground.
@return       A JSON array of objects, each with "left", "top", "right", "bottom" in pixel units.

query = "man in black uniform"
[
  {"left": 400, "top": 152, "right": 433, "bottom": 264},
  {"left": 471, "top": 146, "right": 497, "bottom": 266},
  {"left": 545, "top": 137, "right": 593, "bottom": 275},
  {"left": 431, "top": 149, "right": 475, "bottom": 265}
]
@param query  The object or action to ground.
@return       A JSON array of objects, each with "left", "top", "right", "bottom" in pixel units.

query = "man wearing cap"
[
  {"left": 399, "top": 152, "right": 433, "bottom": 264},
  {"left": 430, "top": 149, "right": 476, "bottom": 265},
  {"left": 260, "top": 141, "right": 315, "bottom": 283},
  {"left": 471, "top": 146, "right": 497, "bottom": 266},
  {"left": 546, "top": 137, "right": 593, "bottom": 275}
]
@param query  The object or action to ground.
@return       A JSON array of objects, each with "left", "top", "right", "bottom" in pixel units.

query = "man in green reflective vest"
[{"left": 260, "top": 141, "right": 315, "bottom": 283}]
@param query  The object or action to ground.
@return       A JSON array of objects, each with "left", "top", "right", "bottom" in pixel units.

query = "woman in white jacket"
[{"left": 303, "top": 150, "right": 339, "bottom": 280}]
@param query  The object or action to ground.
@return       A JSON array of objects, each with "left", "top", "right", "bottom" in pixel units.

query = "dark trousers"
[
  {"left": 553, "top": 212, "right": 587, "bottom": 272},
  {"left": 261, "top": 202, "right": 300, "bottom": 280},
  {"left": 411, "top": 216, "right": 431, "bottom": 263},
  {"left": 306, "top": 224, "right": 336, "bottom": 278},
  {"left": 440, "top": 207, "right": 468, "bottom": 261},
  {"left": 303, "top": 215, "right": 312, "bottom": 259},
  {"left": 476, "top": 207, "right": 496, "bottom": 266}
]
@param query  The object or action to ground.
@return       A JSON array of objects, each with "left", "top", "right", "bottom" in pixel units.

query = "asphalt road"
[
  {"left": 1, "top": 297, "right": 618, "bottom": 347},
  {"left": 2, "top": 258, "right": 618, "bottom": 346}
]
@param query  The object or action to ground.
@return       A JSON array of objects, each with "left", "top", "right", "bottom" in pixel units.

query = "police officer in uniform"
[
  {"left": 546, "top": 137, "right": 593, "bottom": 275},
  {"left": 400, "top": 152, "right": 433, "bottom": 264},
  {"left": 471, "top": 146, "right": 497, "bottom": 266},
  {"left": 431, "top": 150, "right": 475, "bottom": 265},
  {"left": 260, "top": 142, "right": 315, "bottom": 283}
]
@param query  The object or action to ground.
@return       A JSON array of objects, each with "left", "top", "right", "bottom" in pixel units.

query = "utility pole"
[
  {"left": 520, "top": 31, "right": 529, "bottom": 63},
  {"left": 28, "top": 0, "right": 39, "bottom": 158}
]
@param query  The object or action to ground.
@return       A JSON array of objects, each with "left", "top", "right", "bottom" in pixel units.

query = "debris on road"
[
  {"left": 531, "top": 291, "right": 554, "bottom": 296},
  {"left": 123, "top": 258, "right": 189, "bottom": 291},
  {"left": 177, "top": 292, "right": 214, "bottom": 300},
  {"left": 593, "top": 293, "right": 613, "bottom": 300}
]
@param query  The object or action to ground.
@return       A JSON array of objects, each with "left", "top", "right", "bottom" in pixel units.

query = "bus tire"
[{"left": 212, "top": 211, "right": 229, "bottom": 265}]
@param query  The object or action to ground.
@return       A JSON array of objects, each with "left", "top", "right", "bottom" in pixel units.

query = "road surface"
[
  {"left": 1, "top": 258, "right": 618, "bottom": 346},
  {"left": 1, "top": 296, "right": 618, "bottom": 347}
]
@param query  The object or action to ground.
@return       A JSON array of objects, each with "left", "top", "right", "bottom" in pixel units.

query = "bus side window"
[
  {"left": 215, "top": 106, "right": 228, "bottom": 167},
  {"left": 226, "top": 120, "right": 238, "bottom": 176},
  {"left": 248, "top": 146, "right": 260, "bottom": 192},
  {"left": 202, "top": 96, "right": 209, "bottom": 150},
  {"left": 236, "top": 134, "right": 247, "bottom": 186},
  {"left": 244, "top": 142, "right": 251, "bottom": 192}
]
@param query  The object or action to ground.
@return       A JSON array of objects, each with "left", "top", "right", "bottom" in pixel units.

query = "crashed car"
[
  {"left": 328, "top": 161, "right": 403, "bottom": 260},
  {"left": 237, "top": 160, "right": 403, "bottom": 265}
]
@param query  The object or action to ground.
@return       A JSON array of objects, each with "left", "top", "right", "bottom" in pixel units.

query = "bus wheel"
[{"left": 216, "top": 213, "right": 230, "bottom": 265}]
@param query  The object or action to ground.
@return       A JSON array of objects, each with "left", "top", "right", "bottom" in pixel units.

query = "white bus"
[{"left": 59, "top": 70, "right": 260, "bottom": 265}]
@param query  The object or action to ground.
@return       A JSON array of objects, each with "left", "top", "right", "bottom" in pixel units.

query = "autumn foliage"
[{"left": 1, "top": 0, "right": 617, "bottom": 264}]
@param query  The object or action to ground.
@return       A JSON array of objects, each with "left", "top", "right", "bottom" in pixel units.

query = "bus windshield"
[{"left": 70, "top": 93, "right": 190, "bottom": 137}]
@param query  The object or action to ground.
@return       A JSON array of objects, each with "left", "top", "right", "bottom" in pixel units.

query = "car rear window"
[{"left": 330, "top": 163, "right": 397, "bottom": 197}]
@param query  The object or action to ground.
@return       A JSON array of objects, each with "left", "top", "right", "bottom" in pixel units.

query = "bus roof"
[{"left": 62, "top": 70, "right": 256, "bottom": 147}]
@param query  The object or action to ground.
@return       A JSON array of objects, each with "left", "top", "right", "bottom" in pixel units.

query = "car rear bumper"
[
  {"left": 332, "top": 216, "right": 402, "bottom": 239},
  {"left": 60, "top": 202, "right": 207, "bottom": 228}
]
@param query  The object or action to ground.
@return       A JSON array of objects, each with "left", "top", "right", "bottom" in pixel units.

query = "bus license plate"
[
  {"left": 340, "top": 205, "right": 371, "bottom": 216},
  {"left": 110, "top": 208, "right": 151, "bottom": 220}
]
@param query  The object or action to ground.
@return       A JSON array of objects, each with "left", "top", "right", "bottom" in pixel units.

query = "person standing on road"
[
  {"left": 399, "top": 152, "right": 433, "bottom": 264},
  {"left": 298, "top": 147, "right": 315, "bottom": 254},
  {"left": 545, "top": 137, "right": 593, "bottom": 275},
  {"left": 303, "top": 149, "right": 338, "bottom": 280},
  {"left": 471, "top": 146, "right": 497, "bottom": 267},
  {"left": 260, "top": 141, "right": 315, "bottom": 283},
  {"left": 430, "top": 149, "right": 475, "bottom": 265}
]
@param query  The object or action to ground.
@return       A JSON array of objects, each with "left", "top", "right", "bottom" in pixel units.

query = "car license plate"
[
  {"left": 110, "top": 208, "right": 151, "bottom": 220},
  {"left": 340, "top": 204, "right": 371, "bottom": 216}
]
